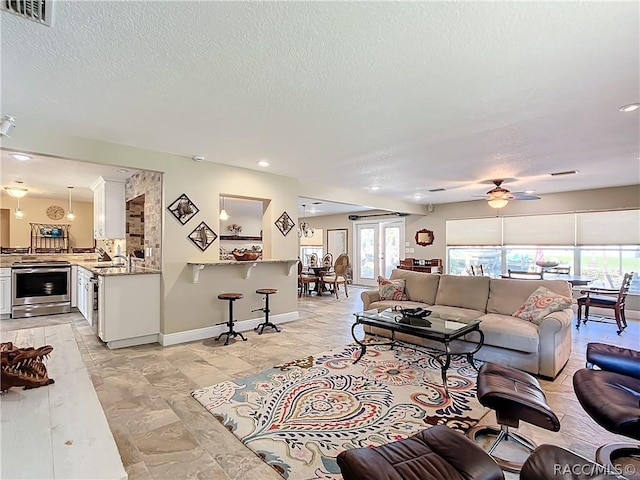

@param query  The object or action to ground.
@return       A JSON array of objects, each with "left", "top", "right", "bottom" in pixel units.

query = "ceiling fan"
[{"left": 475, "top": 179, "right": 540, "bottom": 209}]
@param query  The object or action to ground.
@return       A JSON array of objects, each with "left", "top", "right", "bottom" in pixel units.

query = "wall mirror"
[
  {"left": 327, "top": 229, "right": 348, "bottom": 256},
  {"left": 415, "top": 228, "right": 434, "bottom": 246}
]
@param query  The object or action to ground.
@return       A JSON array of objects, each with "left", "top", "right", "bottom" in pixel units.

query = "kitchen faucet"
[{"left": 112, "top": 254, "right": 130, "bottom": 269}]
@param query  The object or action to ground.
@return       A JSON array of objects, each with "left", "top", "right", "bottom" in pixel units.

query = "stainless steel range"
[{"left": 12, "top": 260, "right": 71, "bottom": 318}]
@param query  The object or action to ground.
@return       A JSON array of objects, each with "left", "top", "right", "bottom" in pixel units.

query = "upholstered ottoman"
[
  {"left": 336, "top": 425, "right": 504, "bottom": 480},
  {"left": 586, "top": 342, "right": 640, "bottom": 378}
]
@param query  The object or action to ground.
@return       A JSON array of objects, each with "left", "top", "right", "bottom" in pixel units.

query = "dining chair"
[
  {"left": 577, "top": 272, "right": 634, "bottom": 335},
  {"left": 507, "top": 269, "right": 543, "bottom": 280},
  {"left": 322, "top": 253, "right": 333, "bottom": 268},
  {"left": 321, "top": 254, "right": 349, "bottom": 299},
  {"left": 298, "top": 261, "right": 318, "bottom": 297},
  {"left": 470, "top": 264, "right": 484, "bottom": 276},
  {"left": 309, "top": 253, "right": 319, "bottom": 268},
  {"left": 546, "top": 266, "right": 571, "bottom": 275}
]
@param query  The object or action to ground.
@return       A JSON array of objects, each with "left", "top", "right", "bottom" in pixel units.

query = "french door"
[{"left": 354, "top": 220, "right": 405, "bottom": 286}]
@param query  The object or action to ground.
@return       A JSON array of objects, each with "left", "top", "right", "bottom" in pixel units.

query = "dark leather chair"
[
  {"left": 573, "top": 343, "right": 640, "bottom": 474},
  {"left": 577, "top": 272, "right": 634, "bottom": 334},
  {"left": 521, "top": 444, "right": 627, "bottom": 479},
  {"left": 337, "top": 426, "right": 623, "bottom": 480},
  {"left": 467, "top": 363, "right": 560, "bottom": 472},
  {"left": 337, "top": 425, "right": 504, "bottom": 480}
]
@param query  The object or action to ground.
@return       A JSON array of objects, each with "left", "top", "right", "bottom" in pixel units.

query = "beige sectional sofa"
[{"left": 361, "top": 269, "right": 574, "bottom": 378}]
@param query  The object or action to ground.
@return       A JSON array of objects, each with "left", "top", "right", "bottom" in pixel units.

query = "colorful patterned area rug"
[{"left": 191, "top": 342, "right": 486, "bottom": 480}]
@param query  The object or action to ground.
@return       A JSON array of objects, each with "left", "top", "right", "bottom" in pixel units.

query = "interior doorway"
[{"left": 353, "top": 219, "right": 405, "bottom": 287}]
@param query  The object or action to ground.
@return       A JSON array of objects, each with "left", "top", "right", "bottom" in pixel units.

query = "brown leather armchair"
[{"left": 577, "top": 272, "right": 633, "bottom": 334}]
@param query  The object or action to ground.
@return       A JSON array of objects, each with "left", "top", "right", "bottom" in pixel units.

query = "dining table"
[
  {"left": 500, "top": 273, "right": 595, "bottom": 287},
  {"left": 308, "top": 266, "right": 332, "bottom": 295}
]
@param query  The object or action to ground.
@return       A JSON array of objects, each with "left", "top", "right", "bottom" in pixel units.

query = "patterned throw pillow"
[
  {"left": 377, "top": 276, "right": 408, "bottom": 301},
  {"left": 514, "top": 286, "right": 574, "bottom": 325}
]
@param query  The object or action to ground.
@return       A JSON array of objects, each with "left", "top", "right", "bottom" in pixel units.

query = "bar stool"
[
  {"left": 252, "top": 288, "right": 280, "bottom": 334},
  {"left": 216, "top": 293, "right": 247, "bottom": 346}
]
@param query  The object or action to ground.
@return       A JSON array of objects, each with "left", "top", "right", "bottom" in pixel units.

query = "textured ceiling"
[{"left": 1, "top": 1, "right": 639, "bottom": 206}]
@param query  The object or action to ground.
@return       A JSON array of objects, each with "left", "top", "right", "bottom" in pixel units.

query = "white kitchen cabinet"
[
  {"left": 90, "top": 177, "right": 125, "bottom": 239},
  {"left": 0, "top": 268, "right": 11, "bottom": 316},
  {"left": 98, "top": 273, "right": 160, "bottom": 349},
  {"left": 71, "top": 266, "right": 78, "bottom": 308},
  {"left": 76, "top": 266, "right": 94, "bottom": 324}
]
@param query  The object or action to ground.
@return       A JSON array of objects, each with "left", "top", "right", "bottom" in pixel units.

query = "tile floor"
[{"left": 2, "top": 287, "right": 639, "bottom": 480}]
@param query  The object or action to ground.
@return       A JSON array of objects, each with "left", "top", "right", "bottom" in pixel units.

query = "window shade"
[
  {"left": 446, "top": 218, "right": 502, "bottom": 245},
  {"left": 577, "top": 210, "right": 640, "bottom": 245},
  {"left": 503, "top": 214, "right": 575, "bottom": 245}
]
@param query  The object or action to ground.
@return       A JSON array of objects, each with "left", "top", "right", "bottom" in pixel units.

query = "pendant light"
[
  {"left": 219, "top": 196, "right": 229, "bottom": 220},
  {"left": 14, "top": 197, "right": 24, "bottom": 219},
  {"left": 298, "top": 204, "right": 315, "bottom": 238},
  {"left": 66, "top": 186, "right": 75, "bottom": 221}
]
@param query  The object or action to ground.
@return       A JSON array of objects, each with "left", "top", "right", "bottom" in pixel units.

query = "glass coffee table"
[{"left": 352, "top": 307, "right": 485, "bottom": 396}]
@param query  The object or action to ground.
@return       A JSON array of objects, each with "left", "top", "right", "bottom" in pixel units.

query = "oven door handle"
[{"left": 12, "top": 267, "right": 70, "bottom": 274}]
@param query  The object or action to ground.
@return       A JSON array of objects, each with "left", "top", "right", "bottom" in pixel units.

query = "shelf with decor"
[
  {"left": 30, "top": 223, "right": 70, "bottom": 253},
  {"left": 220, "top": 235, "right": 262, "bottom": 241}
]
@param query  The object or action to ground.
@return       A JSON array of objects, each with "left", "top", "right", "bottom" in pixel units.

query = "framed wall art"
[
  {"left": 168, "top": 193, "right": 199, "bottom": 225},
  {"left": 275, "top": 211, "right": 295, "bottom": 236},
  {"left": 327, "top": 228, "right": 348, "bottom": 256},
  {"left": 415, "top": 228, "right": 435, "bottom": 246},
  {"left": 188, "top": 221, "right": 217, "bottom": 251}
]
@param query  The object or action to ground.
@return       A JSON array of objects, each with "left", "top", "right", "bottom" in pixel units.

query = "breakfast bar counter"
[{"left": 187, "top": 259, "right": 298, "bottom": 282}]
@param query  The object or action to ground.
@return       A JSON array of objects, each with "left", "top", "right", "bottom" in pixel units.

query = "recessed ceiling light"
[
  {"left": 10, "top": 153, "right": 31, "bottom": 161},
  {"left": 115, "top": 168, "right": 130, "bottom": 173},
  {"left": 192, "top": 155, "right": 205, "bottom": 162},
  {"left": 369, "top": 185, "right": 381, "bottom": 191},
  {"left": 524, "top": 190, "right": 535, "bottom": 194},
  {"left": 619, "top": 103, "right": 640, "bottom": 112},
  {"left": 413, "top": 194, "right": 423, "bottom": 199},
  {"left": 258, "top": 160, "right": 269, "bottom": 167}
]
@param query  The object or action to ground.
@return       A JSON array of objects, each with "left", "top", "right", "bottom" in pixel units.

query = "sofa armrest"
[
  {"left": 538, "top": 308, "right": 573, "bottom": 334},
  {"left": 361, "top": 290, "right": 380, "bottom": 310},
  {"left": 538, "top": 308, "right": 573, "bottom": 378}
]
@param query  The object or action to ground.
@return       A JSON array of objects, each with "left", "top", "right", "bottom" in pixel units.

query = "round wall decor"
[{"left": 46, "top": 205, "right": 65, "bottom": 220}]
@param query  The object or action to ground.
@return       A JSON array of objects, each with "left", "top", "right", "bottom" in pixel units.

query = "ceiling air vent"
[
  {"left": 2, "top": 0, "right": 52, "bottom": 26},
  {"left": 428, "top": 188, "right": 446, "bottom": 192},
  {"left": 549, "top": 170, "right": 579, "bottom": 177}
]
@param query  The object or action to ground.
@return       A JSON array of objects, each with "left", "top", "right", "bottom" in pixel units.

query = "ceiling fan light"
[
  {"left": 5, "top": 187, "right": 28, "bottom": 198},
  {"left": 488, "top": 198, "right": 509, "bottom": 209}
]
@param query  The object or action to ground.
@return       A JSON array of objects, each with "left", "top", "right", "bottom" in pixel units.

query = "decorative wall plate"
[
  {"left": 188, "top": 221, "right": 217, "bottom": 251},
  {"left": 168, "top": 193, "right": 199, "bottom": 225},
  {"left": 275, "top": 211, "right": 295, "bottom": 236}
]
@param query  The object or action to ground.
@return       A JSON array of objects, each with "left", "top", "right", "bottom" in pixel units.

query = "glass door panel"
[
  {"left": 355, "top": 224, "right": 377, "bottom": 286},
  {"left": 382, "top": 223, "right": 402, "bottom": 278}
]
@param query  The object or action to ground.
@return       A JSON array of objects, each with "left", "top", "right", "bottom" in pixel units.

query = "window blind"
[
  {"left": 576, "top": 210, "right": 640, "bottom": 245},
  {"left": 446, "top": 218, "right": 502, "bottom": 246},
  {"left": 503, "top": 213, "right": 575, "bottom": 245}
]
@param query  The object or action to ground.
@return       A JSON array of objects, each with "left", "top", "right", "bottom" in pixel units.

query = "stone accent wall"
[
  {"left": 125, "top": 171, "right": 162, "bottom": 270},
  {"left": 126, "top": 195, "right": 145, "bottom": 255}
]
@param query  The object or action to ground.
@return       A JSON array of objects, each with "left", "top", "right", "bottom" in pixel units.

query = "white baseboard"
[
  {"left": 159, "top": 311, "right": 299, "bottom": 346},
  {"left": 106, "top": 334, "right": 159, "bottom": 349}
]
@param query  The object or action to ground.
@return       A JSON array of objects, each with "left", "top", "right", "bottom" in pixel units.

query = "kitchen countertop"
[{"left": 0, "top": 255, "right": 161, "bottom": 276}]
